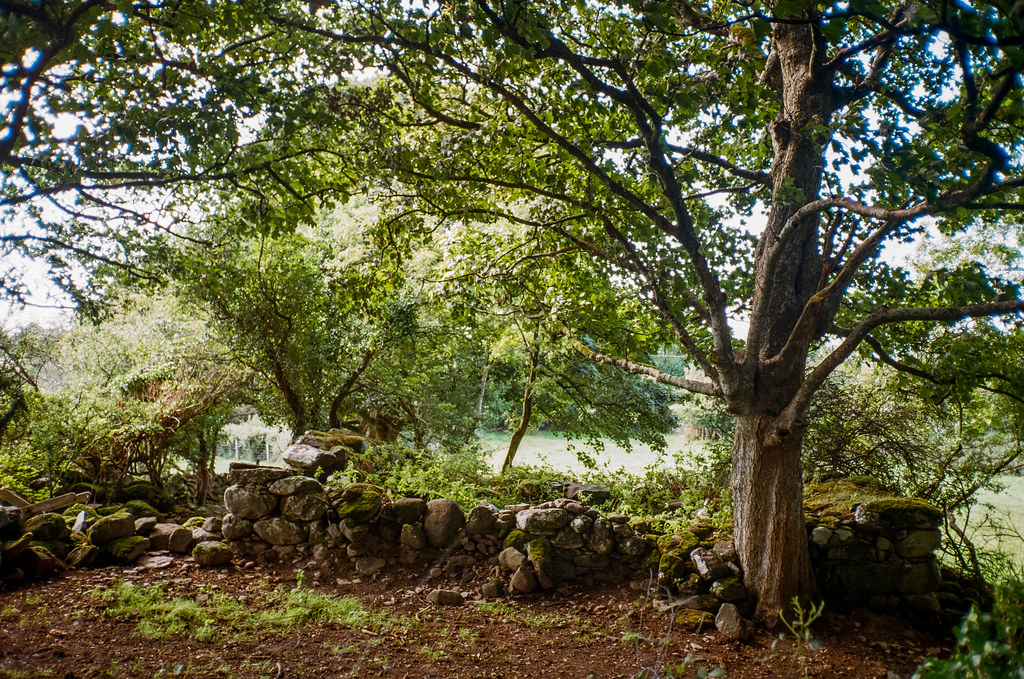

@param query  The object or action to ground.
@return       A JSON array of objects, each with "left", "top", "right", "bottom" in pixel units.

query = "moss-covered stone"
[
  {"left": 29, "top": 539, "right": 71, "bottom": 561},
  {"left": 67, "top": 543, "right": 99, "bottom": 569},
  {"left": 332, "top": 483, "right": 384, "bottom": 523},
  {"left": 20, "top": 544, "right": 64, "bottom": 577},
  {"left": 21, "top": 513, "right": 70, "bottom": 542},
  {"left": 100, "top": 535, "right": 150, "bottom": 563},
  {"left": 527, "top": 538, "right": 557, "bottom": 589},
  {"left": 674, "top": 608, "right": 715, "bottom": 632},
  {"left": 88, "top": 511, "right": 136, "bottom": 545},
  {"left": 193, "top": 540, "right": 232, "bottom": 567},
  {"left": 96, "top": 504, "right": 125, "bottom": 516},
  {"left": 62, "top": 503, "right": 98, "bottom": 520},
  {"left": 123, "top": 499, "right": 161, "bottom": 519},
  {"left": 860, "top": 497, "right": 942, "bottom": 523},
  {"left": 658, "top": 553, "right": 692, "bottom": 588},
  {"left": 657, "top": 530, "right": 701, "bottom": 557},
  {"left": 503, "top": 529, "right": 536, "bottom": 551},
  {"left": 183, "top": 516, "right": 207, "bottom": 529}
]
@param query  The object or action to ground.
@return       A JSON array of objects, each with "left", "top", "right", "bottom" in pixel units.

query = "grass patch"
[{"left": 93, "top": 580, "right": 409, "bottom": 641}]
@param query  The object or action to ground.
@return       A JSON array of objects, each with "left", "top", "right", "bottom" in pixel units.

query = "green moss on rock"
[
  {"left": 100, "top": 535, "right": 149, "bottom": 562},
  {"left": 183, "top": 516, "right": 207, "bottom": 529},
  {"left": 123, "top": 499, "right": 161, "bottom": 519},
  {"left": 22, "top": 513, "right": 70, "bottom": 542},
  {"left": 30, "top": 539, "right": 71, "bottom": 560},
  {"left": 503, "top": 529, "right": 535, "bottom": 551},
  {"left": 332, "top": 483, "right": 384, "bottom": 523},
  {"left": 657, "top": 531, "right": 701, "bottom": 557},
  {"left": 96, "top": 504, "right": 125, "bottom": 516}
]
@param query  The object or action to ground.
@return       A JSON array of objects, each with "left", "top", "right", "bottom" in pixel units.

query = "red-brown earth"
[{"left": 0, "top": 554, "right": 953, "bottom": 679}]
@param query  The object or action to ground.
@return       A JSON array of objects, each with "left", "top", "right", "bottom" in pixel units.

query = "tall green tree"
[
  {"left": 264, "top": 0, "right": 1024, "bottom": 623},
  {"left": 4, "top": 0, "right": 1024, "bottom": 624}
]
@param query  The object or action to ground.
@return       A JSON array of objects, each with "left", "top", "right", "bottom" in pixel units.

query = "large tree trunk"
[{"left": 731, "top": 414, "right": 812, "bottom": 627}]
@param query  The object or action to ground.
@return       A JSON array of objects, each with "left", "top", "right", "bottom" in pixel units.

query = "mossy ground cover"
[{"left": 93, "top": 578, "right": 410, "bottom": 641}]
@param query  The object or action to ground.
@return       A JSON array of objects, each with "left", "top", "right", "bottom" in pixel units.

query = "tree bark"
[{"left": 731, "top": 413, "right": 813, "bottom": 626}]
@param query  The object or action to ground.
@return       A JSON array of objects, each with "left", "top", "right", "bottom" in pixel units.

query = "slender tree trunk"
[
  {"left": 502, "top": 349, "right": 539, "bottom": 473},
  {"left": 476, "top": 363, "right": 490, "bottom": 418},
  {"left": 731, "top": 413, "right": 813, "bottom": 627}
]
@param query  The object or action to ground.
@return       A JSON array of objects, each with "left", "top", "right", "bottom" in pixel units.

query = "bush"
[{"left": 914, "top": 578, "right": 1024, "bottom": 679}]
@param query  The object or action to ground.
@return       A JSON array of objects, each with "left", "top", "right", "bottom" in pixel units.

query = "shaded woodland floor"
[{"left": 0, "top": 554, "right": 952, "bottom": 679}]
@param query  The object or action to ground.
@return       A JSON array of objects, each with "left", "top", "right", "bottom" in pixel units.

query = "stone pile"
[
  {"left": 807, "top": 496, "right": 948, "bottom": 612},
  {"left": 0, "top": 498, "right": 232, "bottom": 585},
  {"left": 219, "top": 464, "right": 759, "bottom": 635}
]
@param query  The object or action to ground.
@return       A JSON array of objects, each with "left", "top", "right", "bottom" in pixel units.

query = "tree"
[
  {"left": 258, "top": 0, "right": 1024, "bottom": 623},
  {"left": 4, "top": 0, "right": 1024, "bottom": 624}
]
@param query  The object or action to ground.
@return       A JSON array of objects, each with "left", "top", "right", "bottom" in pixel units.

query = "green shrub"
[{"left": 914, "top": 579, "right": 1024, "bottom": 679}]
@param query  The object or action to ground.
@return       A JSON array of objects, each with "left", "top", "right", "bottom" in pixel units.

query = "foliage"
[
  {"left": 914, "top": 579, "right": 1024, "bottom": 679},
  {"left": 775, "top": 598, "right": 825, "bottom": 679},
  {"left": 0, "top": 296, "right": 244, "bottom": 497},
  {"left": 5, "top": 0, "right": 1024, "bottom": 618}
]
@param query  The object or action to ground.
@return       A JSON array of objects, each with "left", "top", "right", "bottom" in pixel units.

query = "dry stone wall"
[
  {"left": 807, "top": 498, "right": 946, "bottom": 613},
  {"left": 220, "top": 462, "right": 954, "bottom": 631}
]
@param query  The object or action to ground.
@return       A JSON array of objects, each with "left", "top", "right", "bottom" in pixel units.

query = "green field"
[{"left": 479, "top": 430, "right": 704, "bottom": 475}]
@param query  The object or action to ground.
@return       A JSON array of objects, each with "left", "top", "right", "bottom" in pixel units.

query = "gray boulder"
[
  {"left": 424, "top": 498, "right": 465, "bottom": 548},
  {"left": 516, "top": 508, "right": 570, "bottom": 533},
  {"left": 282, "top": 443, "right": 344, "bottom": 475},
  {"left": 269, "top": 476, "right": 323, "bottom": 496},
  {"left": 221, "top": 513, "right": 253, "bottom": 541},
  {"left": 223, "top": 485, "right": 278, "bottom": 520},
  {"left": 465, "top": 505, "right": 497, "bottom": 536},
  {"left": 392, "top": 497, "right": 426, "bottom": 524},
  {"left": 401, "top": 523, "right": 427, "bottom": 550},
  {"left": 253, "top": 517, "right": 306, "bottom": 545},
  {"left": 281, "top": 494, "right": 328, "bottom": 522}
]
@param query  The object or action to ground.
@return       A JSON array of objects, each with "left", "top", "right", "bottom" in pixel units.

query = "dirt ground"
[{"left": 0, "top": 553, "right": 953, "bottom": 679}]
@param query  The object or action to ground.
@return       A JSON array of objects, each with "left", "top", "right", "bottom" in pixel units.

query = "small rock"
[
  {"left": 72, "top": 511, "right": 89, "bottom": 533},
  {"left": 715, "top": 603, "right": 753, "bottom": 641},
  {"left": 509, "top": 566, "right": 539, "bottom": 594},
  {"left": 23, "top": 513, "right": 70, "bottom": 542},
  {"left": 134, "top": 516, "right": 158, "bottom": 534},
  {"left": 426, "top": 589, "right": 464, "bottom": 606},
  {"left": 192, "top": 528, "right": 218, "bottom": 543},
  {"left": 193, "top": 540, "right": 232, "bottom": 567},
  {"left": 712, "top": 540, "right": 737, "bottom": 562},
  {"left": 355, "top": 557, "right": 386, "bottom": 576},
  {"left": 499, "top": 547, "right": 527, "bottom": 571},
  {"left": 401, "top": 523, "right": 427, "bottom": 550},
  {"left": 202, "top": 517, "right": 223, "bottom": 534},
  {"left": 148, "top": 523, "right": 194, "bottom": 553},
  {"left": 691, "top": 547, "right": 732, "bottom": 581},
  {"left": 481, "top": 579, "right": 505, "bottom": 599},
  {"left": 465, "top": 505, "right": 497, "bottom": 536}
]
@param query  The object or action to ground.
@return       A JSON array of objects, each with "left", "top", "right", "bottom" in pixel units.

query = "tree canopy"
[{"left": 3, "top": 0, "right": 1024, "bottom": 623}]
